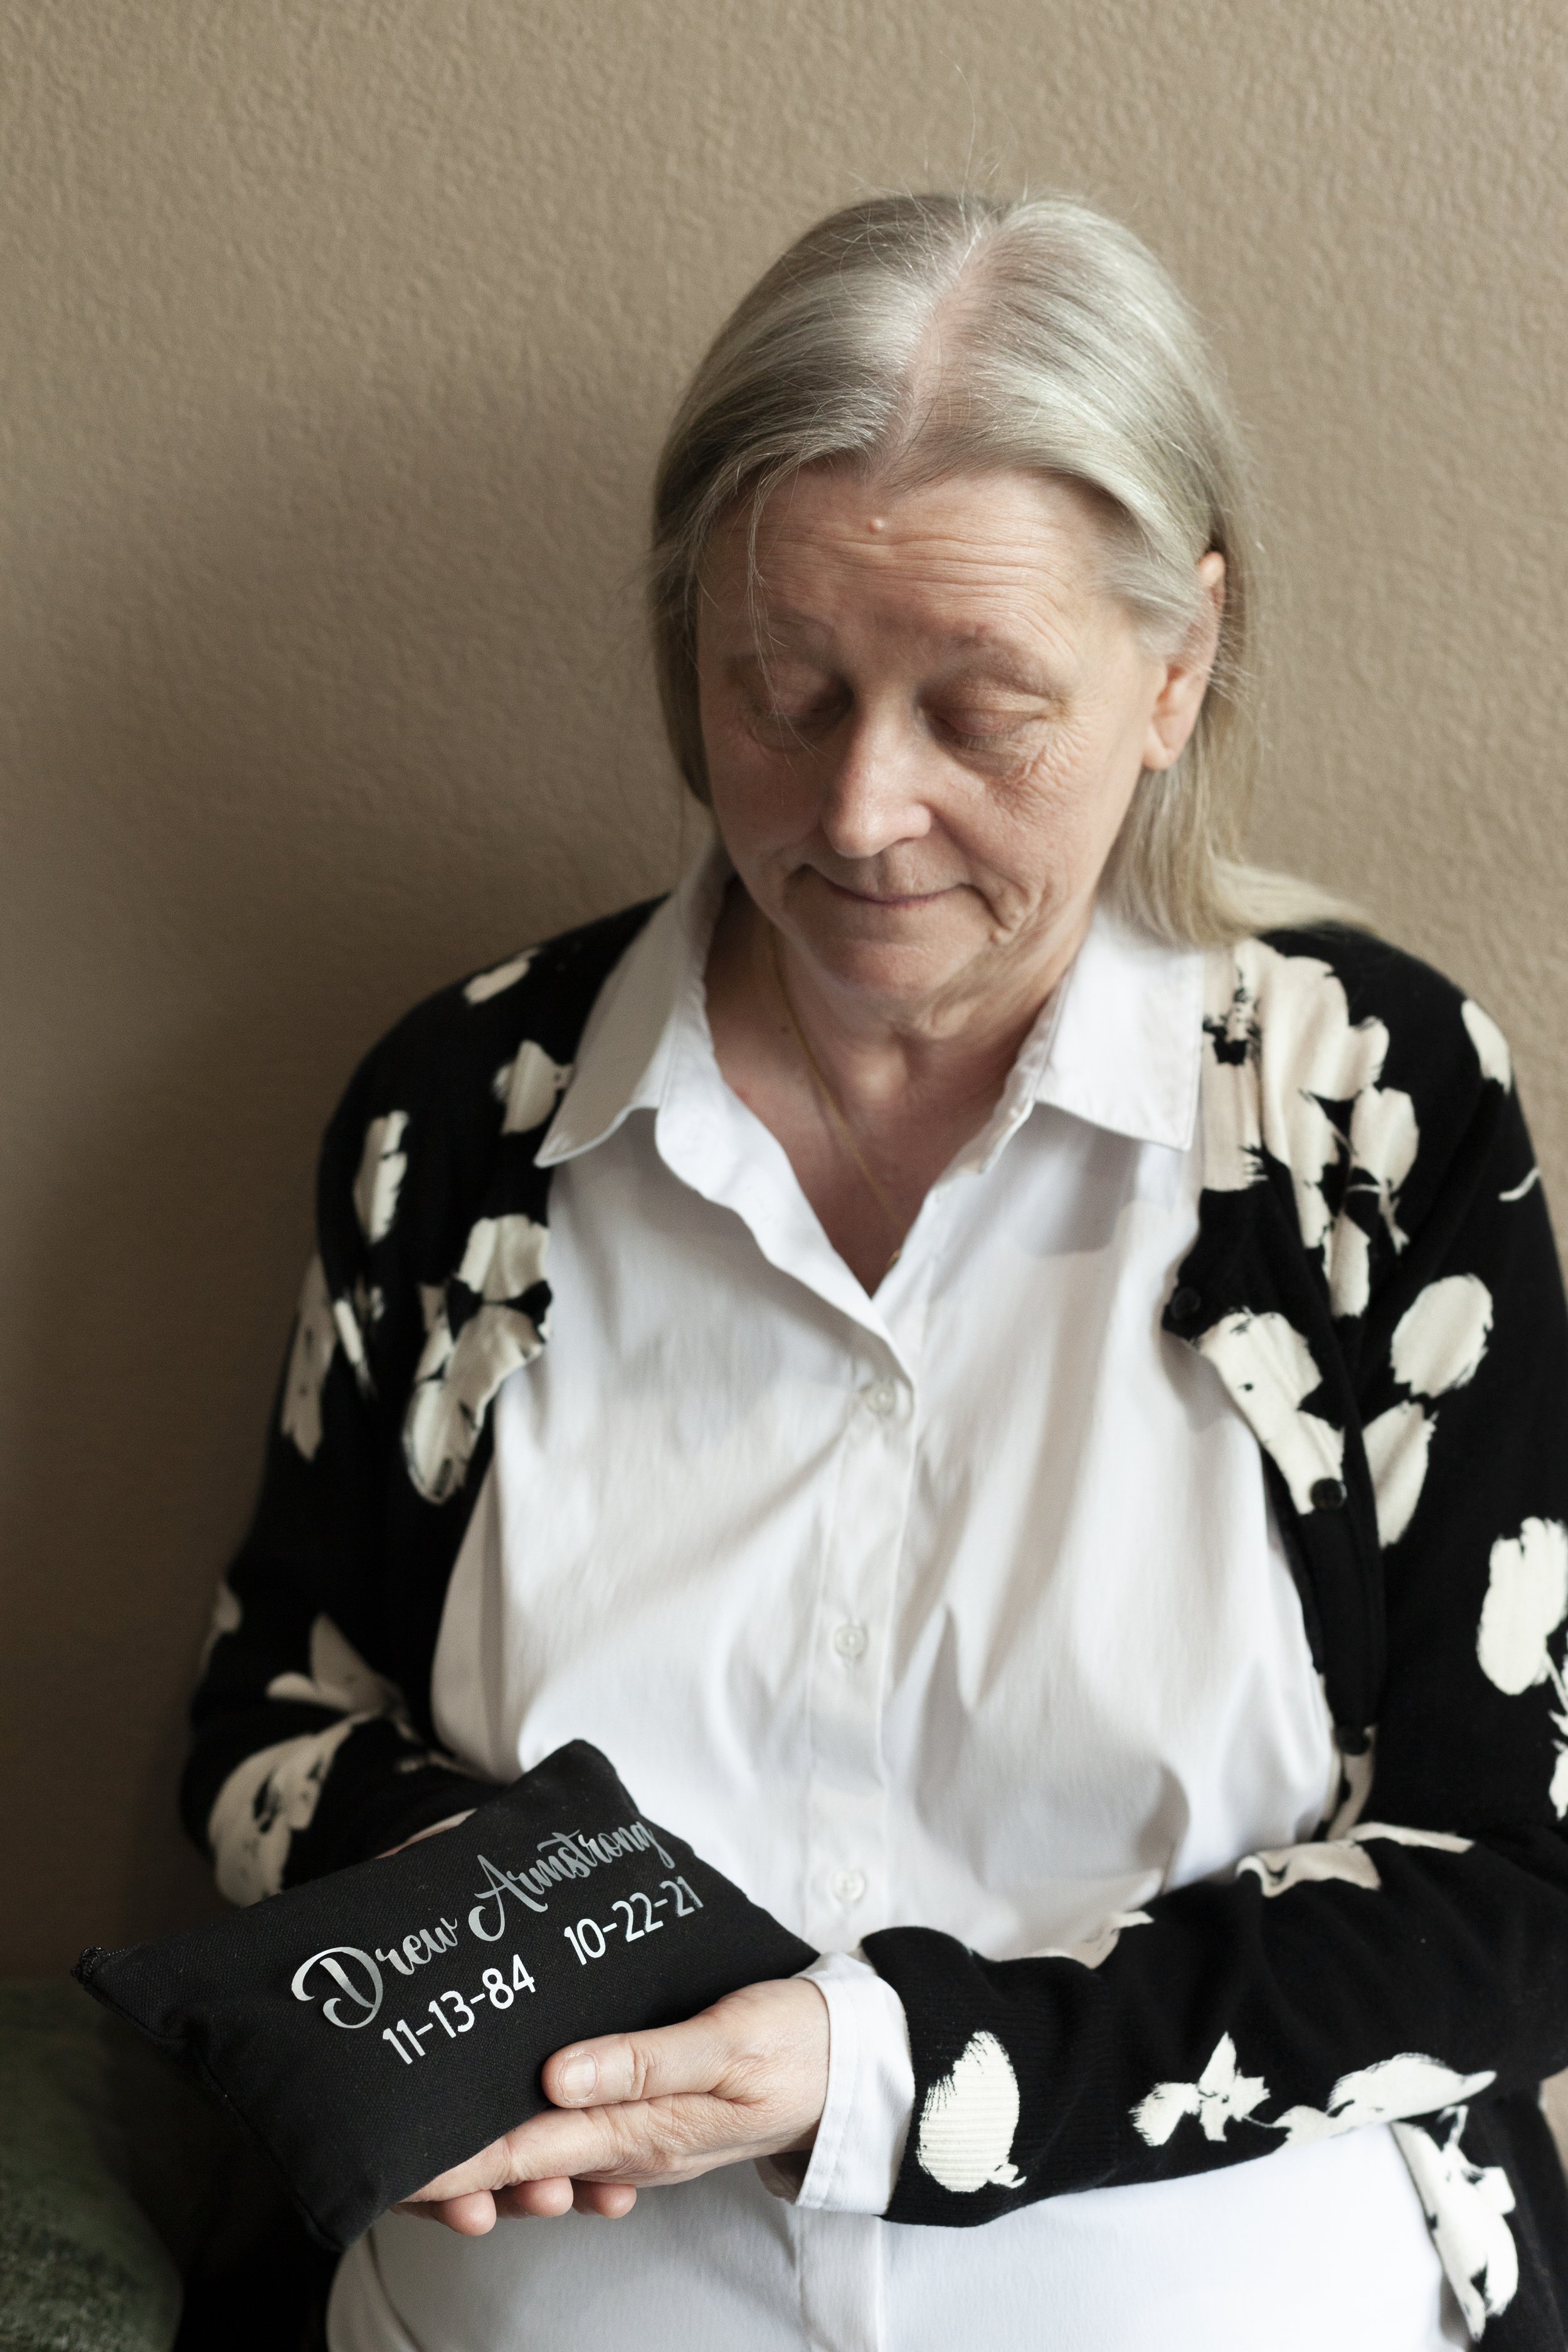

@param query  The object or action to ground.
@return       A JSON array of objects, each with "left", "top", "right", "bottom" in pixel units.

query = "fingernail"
[{"left": 557, "top": 2054, "right": 597, "bottom": 2101}]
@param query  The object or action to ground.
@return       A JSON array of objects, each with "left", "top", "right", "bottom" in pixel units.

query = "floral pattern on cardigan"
[{"left": 184, "top": 904, "right": 1568, "bottom": 2346}]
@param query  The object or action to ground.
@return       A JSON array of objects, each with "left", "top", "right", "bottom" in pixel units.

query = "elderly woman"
[{"left": 187, "top": 194, "right": 1568, "bottom": 2352}]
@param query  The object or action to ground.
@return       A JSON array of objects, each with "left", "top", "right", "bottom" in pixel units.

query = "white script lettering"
[{"left": 292, "top": 1945, "right": 384, "bottom": 2028}]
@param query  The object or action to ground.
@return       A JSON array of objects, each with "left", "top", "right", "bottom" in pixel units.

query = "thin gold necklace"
[{"left": 767, "top": 924, "right": 904, "bottom": 1274}]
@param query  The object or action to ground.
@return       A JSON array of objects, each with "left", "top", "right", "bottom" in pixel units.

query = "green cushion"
[
  {"left": 0, "top": 1981, "right": 181, "bottom": 2351},
  {"left": 0, "top": 1979, "right": 302, "bottom": 2352}
]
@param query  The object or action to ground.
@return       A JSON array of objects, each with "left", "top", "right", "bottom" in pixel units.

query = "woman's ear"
[{"left": 1142, "top": 551, "right": 1226, "bottom": 772}]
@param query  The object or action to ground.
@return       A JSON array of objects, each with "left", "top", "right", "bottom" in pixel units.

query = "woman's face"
[{"left": 696, "top": 464, "right": 1221, "bottom": 1027}]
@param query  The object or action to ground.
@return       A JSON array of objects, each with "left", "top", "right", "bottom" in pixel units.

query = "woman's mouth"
[{"left": 818, "top": 874, "right": 951, "bottom": 909}]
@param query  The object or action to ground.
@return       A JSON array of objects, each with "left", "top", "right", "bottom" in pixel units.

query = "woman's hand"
[{"left": 393, "top": 1976, "right": 829, "bottom": 2232}]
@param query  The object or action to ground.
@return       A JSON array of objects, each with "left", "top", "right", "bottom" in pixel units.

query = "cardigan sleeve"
[
  {"left": 179, "top": 1015, "right": 506, "bottom": 1905},
  {"left": 861, "top": 1001, "right": 1568, "bottom": 2277},
  {"left": 179, "top": 904, "right": 655, "bottom": 1907}
]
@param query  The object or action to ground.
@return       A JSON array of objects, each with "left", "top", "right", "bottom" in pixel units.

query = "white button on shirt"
[{"left": 328, "top": 849, "right": 1456, "bottom": 2352}]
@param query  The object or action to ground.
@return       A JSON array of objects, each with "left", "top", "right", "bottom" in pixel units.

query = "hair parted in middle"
[{"left": 649, "top": 189, "right": 1352, "bottom": 947}]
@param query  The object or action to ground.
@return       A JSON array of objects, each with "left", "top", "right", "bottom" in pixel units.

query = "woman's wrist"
[{"left": 791, "top": 1950, "right": 914, "bottom": 2215}]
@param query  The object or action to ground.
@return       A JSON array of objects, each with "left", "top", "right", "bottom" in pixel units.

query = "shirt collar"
[
  {"left": 534, "top": 840, "right": 729, "bottom": 1166},
  {"left": 537, "top": 840, "right": 1204, "bottom": 1168},
  {"left": 1029, "top": 902, "right": 1204, "bottom": 1153}
]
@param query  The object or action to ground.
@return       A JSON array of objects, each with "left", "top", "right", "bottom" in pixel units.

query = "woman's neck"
[
  {"left": 705, "top": 883, "right": 1082, "bottom": 1292},
  {"left": 728, "top": 886, "right": 1078, "bottom": 1105}
]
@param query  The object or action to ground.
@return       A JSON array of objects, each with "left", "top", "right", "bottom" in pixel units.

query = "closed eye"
[
  {"left": 931, "top": 704, "right": 1051, "bottom": 751},
  {"left": 746, "top": 682, "right": 849, "bottom": 739}
]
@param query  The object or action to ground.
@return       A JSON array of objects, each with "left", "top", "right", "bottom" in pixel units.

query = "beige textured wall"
[{"left": 4, "top": 0, "right": 1567, "bottom": 2059}]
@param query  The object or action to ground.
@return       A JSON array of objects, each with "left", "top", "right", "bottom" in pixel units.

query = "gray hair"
[{"left": 649, "top": 191, "right": 1352, "bottom": 946}]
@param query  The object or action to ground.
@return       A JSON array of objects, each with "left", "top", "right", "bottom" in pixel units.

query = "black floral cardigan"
[{"left": 185, "top": 903, "right": 1568, "bottom": 2345}]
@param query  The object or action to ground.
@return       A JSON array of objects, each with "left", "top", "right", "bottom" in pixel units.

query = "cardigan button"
[
  {"left": 1311, "top": 1477, "right": 1347, "bottom": 1512},
  {"left": 1168, "top": 1285, "right": 1202, "bottom": 1325}
]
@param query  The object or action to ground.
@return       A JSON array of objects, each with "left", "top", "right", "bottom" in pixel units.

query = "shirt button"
[
  {"left": 830, "top": 1868, "right": 867, "bottom": 1905},
  {"left": 832, "top": 1621, "right": 868, "bottom": 1661},
  {"left": 864, "top": 1379, "right": 897, "bottom": 1416},
  {"left": 1311, "top": 1476, "right": 1348, "bottom": 1512}
]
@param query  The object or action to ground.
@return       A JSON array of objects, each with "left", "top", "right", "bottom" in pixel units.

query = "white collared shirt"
[{"left": 329, "top": 849, "right": 1457, "bottom": 2352}]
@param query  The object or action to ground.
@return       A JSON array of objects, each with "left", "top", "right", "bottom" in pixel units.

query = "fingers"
[
  {"left": 481, "top": 2178, "right": 638, "bottom": 2222},
  {"left": 495, "top": 2176, "right": 577, "bottom": 2219},
  {"left": 373, "top": 1809, "right": 475, "bottom": 1861},
  {"left": 395, "top": 1979, "right": 832, "bottom": 2228},
  {"left": 541, "top": 1976, "right": 826, "bottom": 2112},
  {"left": 395, "top": 2112, "right": 637, "bottom": 2215},
  {"left": 401, "top": 2132, "right": 523, "bottom": 2205},
  {"left": 488, "top": 2089, "right": 728, "bottom": 2187},
  {"left": 543, "top": 2008, "right": 731, "bottom": 2109},
  {"left": 403, "top": 2175, "right": 637, "bottom": 2230},
  {"left": 394, "top": 2102, "right": 677, "bottom": 2215},
  {"left": 398, "top": 2176, "right": 590, "bottom": 2232},
  {"left": 393, "top": 2187, "right": 499, "bottom": 2233},
  {"left": 573, "top": 2180, "right": 637, "bottom": 2218}
]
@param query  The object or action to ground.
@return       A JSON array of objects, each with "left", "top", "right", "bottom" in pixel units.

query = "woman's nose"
[{"left": 817, "top": 712, "right": 933, "bottom": 861}]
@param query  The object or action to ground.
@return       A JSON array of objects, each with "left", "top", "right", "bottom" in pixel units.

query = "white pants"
[{"left": 329, "top": 2126, "right": 1465, "bottom": 2352}]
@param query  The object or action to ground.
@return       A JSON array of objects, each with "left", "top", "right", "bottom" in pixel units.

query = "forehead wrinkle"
[
  {"left": 757, "top": 514, "right": 1077, "bottom": 598},
  {"left": 755, "top": 519, "right": 1089, "bottom": 621},
  {"left": 739, "top": 586, "right": 1081, "bottom": 686},
  {"left": 704, "top": 484, "right": 1107, "bottom": 682}
]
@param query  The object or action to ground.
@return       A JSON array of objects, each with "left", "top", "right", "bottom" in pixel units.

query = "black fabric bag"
[{"left": 75, "top": 1742, "right": 816, "bottom": 2252}]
